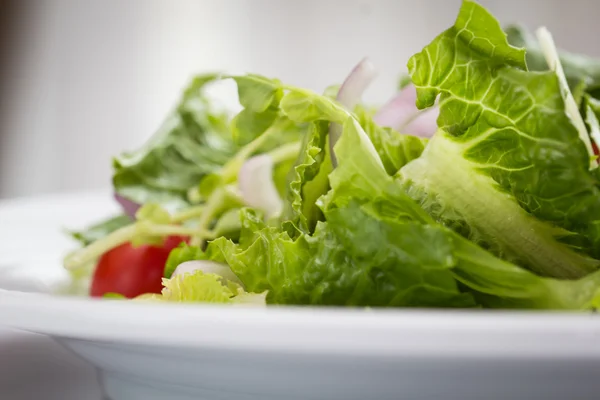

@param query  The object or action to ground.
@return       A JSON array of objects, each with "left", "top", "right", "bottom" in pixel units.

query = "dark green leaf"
[{"left": 112, "top": 74, "right": 238, "bottom": 209}]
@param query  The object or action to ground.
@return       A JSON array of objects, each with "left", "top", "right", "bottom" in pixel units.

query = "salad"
[{"left": 64, "top": 0, "right": 600, "bottom": 309}]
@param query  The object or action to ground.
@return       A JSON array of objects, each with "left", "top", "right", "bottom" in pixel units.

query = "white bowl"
[{"left": 2, "top": 192, "right": 600, "bottom": 400}]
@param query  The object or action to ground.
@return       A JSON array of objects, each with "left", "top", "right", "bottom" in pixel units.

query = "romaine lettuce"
[
  {"left": 197, "top": 82, "right": 600, "bottom": 309},
  {"left": 401, "top": 0, "right": 600, "bottom": 278}
]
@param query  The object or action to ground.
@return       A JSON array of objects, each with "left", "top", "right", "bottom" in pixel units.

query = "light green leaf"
[
  {"left": 230, "top": 108, "right": 279, "bottom": 146},
  {"left": 279, "top": 86, "right": 424, "bottom": 232},
  {"left": 164, "top": 243, "right": 205, "bottom": 278},
  {"left": 232, "top": 74, "right": 283, "bottom": 112},
  {"left": 151, "top": 270, "right": 235, "bottom": 303},
  {"left": 355, "top": 105, "right": 427, "bottom": 175},
  {"left": 135, "top": 203, "right": 171, "bottom": 224},
  {"left": 280, "top": 90, "right": 346, "bottom": 124},
  {"left": 284, "top": 120, "right": 331, "bottom": 233},
  {"left": 212, "top": 208, "right": 242, "bottom": 241},
  {"left": 449, "top": 233, "right": 600, "bottom": 309},
  {"left": 324, "top": 117, "right": 389, "bottom": 206}
]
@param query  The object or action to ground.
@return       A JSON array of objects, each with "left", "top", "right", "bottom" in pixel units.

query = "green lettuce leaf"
[
  {"left": 137, "top": 269, "right": 266, "bottom": 304},
  {"left": 205, "top": 102, "right": 468, "bottom": 306},
  {"left": 356, "top": 105, "right": 427, "bottom": 175},
  {"left": 163, "top": 243, "right": 206, "bottom": 278},
  {"left": 204, "top": 92, "right": 600, "bottom": 309},
  {"left": 232, "top": 74, "right": 283, "bottom": 113},
  {"left": 283, "top": 120, "right": 331, "bottom": 233},
  {"left": 506, "top": 24, "right": 600, "bottom": 99},
  {"left": 402, "top": 0, "right": 600, "bottom": 278},
  {"left": 584, "top": 96, "right": 600, "bottom": 156},
  {"left": 112, "top": 74, "right": 238, "bottom": 209},
  {"left": 209, "top": 204, "right": 475, "bottom": 307},
  {"left": 450, "top": 233, "right": 600, "bottom": 309}
]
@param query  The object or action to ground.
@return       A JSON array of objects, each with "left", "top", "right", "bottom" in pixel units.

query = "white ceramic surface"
[{"left": 2, "top": 192, "right": 600, "bottom": 400}]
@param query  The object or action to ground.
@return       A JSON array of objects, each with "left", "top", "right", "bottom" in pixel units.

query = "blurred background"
[{"left": 1, "top": 0, "right": 600, "bottom": 199}]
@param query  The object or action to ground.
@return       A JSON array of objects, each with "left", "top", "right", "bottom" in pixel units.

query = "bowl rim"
[
  {"left": 3, "top": 191, "right": 600, "bottom": 359},
  {"left": 2, "top": 288, "right": 600, "bottom": 359}
]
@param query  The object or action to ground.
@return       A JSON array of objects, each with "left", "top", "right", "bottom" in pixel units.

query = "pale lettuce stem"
[
  {"left": 171, "top": 205, "right": 205, "bottom": 223},
  {"left": 149, "top": 225, "right": 213, "bottom": 237},
  {"left": 220, "top": 119, "right": 294, "bottom": 182},
  {"left": 189, "top": 188, "right": 225, "bottom": 247},
  {"left": 267, "top": 141, "right": 301, "bottom": 164},
  {"left": 282, "top": 84, "right": 350, "bottom": 118},
  {"left": 64, "top": 223, "right": 213, "bottom": 271},
  {"left": 64, "top": 225, "right": 136, "bottom": 270}
]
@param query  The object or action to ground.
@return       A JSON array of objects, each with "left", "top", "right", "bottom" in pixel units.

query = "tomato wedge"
[{"left": 90, "top": 235, "right": 188, "bottom": 298}]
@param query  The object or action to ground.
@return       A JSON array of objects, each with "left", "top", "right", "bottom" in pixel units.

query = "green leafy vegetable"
[
  {"left": 205, "top": 91, "right": 600, "bottom": 309},
  {"left": 137, "top": 270, "right": 265, "bottom": 304},
  {"left": 283, "top": 121, "right": 331, "bottom": 233},
  {"left": 231, "top": 108, "right": 279, "bottom": 146},
  {"left": 163, "top": 243, "right": 206, "bottom": 278},
  {"left": 506, "top": 25, "right": 600, "bottom": 98},
  {"left": 232, "top": 74, "right": 283, "bottom": 112},
  {"left": 356, "top": 106, "right": 427, "bottom": 175},
  {"left": 112, "top": 74, "right": 237, "bottom": 209},
  {"left": 402, "top": 0, "right": 600, "bottom": 278}
]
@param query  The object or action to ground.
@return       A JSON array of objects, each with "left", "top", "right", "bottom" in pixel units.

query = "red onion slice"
[
  {"left": 373, "top": 84, "right": 418, "bottom": 129},
  {"left": 373, "top": 84, "right": 439, "bottom": 137},
  {"left": 403, "top": 108, "right": 439, "bottom": 137},
  {"left": 238, "top": 154, "right": 283, "bottom": 219},
  {"left": 114, "top": 193, "right": 140, "bottom": 219},
  {"left": 330, "top": 58, "right": 378, "bottom": 166}
]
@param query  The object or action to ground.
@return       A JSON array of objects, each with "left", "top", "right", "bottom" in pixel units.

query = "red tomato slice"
[
  {"left": 593, "top": 141, "right": 599, "bottom": 157},
  {"left": 90, "top": 235, "right": 188, "bottom": 298}
]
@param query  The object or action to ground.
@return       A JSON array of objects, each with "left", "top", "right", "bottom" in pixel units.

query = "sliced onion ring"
[
  {"left": 329, "top": 58, "right": 378, "bottom": 166},
  {"left": 238, "top": 154, "right": 283, "bottom": 219},
  {"left": 373, "top": 84, "right": 439, "bottom": 137},
  {"left": 114, "top": 193, "right": 140, "bottom": 219}
]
